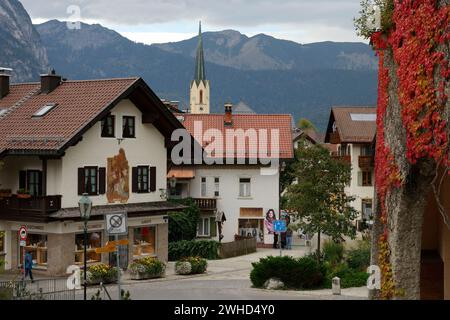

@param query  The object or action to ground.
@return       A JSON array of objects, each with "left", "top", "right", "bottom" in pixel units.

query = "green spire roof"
[{"left": 194, "top": 21, "right": 206, "bottom": 85}]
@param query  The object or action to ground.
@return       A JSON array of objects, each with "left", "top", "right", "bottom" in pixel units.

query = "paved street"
[{"left": 77, "top": 243, "right": 368, "bottom": 300}]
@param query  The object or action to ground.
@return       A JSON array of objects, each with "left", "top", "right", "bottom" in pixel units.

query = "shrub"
[
  {"left": 175, "top": 256, "right": 208, "bottom": 275},
  {"left": 323, "top": 263, "right": 369, "bottom": 289},
  {"left": 322, "top": 241, "right": 344, "bottom": 266},
  {"left": 169, "top": 240, "right": 220, "bottom": 261},
  {"left": 346, "top": 242, "right": 371, "bottom": 272},
  {"left": 175, "top": 261, "right": 192, "bottom": 275},
  {"left": 250, "top": 256, "right": 324, "bottom": 289},
  {"left": 168, "top": 198, "right": 200, "bottom": 242},
  {"left": 183, "top": 256, "right": 207, "bottom": 274}
]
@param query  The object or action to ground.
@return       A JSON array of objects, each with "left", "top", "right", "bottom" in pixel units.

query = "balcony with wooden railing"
[
  {"left": 329, "top": 131, "right": 341, "bottom": 144},
  {"left": 0, "top": 195, "right": 62, "bottom": 222},
  {"left": 358, "top": 155, "right": 375, "bottom": 169},
  {"left": 193, "top": 198, "right": 217, "bottom": 211}
]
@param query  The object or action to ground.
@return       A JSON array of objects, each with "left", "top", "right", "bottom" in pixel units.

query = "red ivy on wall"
[{"left": 372, "top": 0, "right": 449, "bottom": 299}]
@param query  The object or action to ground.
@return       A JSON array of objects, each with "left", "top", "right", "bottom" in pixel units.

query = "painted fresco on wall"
[{"left": 107, "top": 148, "right": 130, "bottom": 203}]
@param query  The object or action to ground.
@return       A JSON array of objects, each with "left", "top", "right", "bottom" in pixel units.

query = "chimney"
[
  {"left": 40, "top": 69, "right": 62, "bottom": 94},
  {"left": 224, "top": 102, "right": 233, "bottom": 126},
  {"left": 0, "top": 67, "right": 12, "bottom": 99}
]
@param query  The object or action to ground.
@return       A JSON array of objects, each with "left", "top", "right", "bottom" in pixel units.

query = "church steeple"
[
  {"left": 190, "top": 21, "right": 210, "bottom": 114},
  {"left": 194, "top": 21, "right": 206, "bottom": 85}
]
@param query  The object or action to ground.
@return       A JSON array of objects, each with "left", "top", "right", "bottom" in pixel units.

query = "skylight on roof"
[
  {"left": 350, "top": 113, "right": 376, "bottom": 121},
  {"left": 33, "top": 103, "right": 58, "bottom": 117}
]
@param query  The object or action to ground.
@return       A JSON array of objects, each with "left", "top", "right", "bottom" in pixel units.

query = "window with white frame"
[
  {"left": 239, "top": 178, "right": 251, "bottom": 197},
  {"left": 214, "top": 177, "right": 220, "bottom": 197},
  {"left": 197, "top": 217, "right": 210, "bottom": 236},
  {"left": 201, "top": 177, "right": 207, "bottom": 197}
]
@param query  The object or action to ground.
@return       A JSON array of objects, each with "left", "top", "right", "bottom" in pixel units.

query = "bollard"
[{"left": 332, "top": 277, "right": 341, "bottom": 295}]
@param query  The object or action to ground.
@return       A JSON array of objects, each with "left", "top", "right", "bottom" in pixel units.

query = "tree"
[
  {"left": 296, "top": 118, "right": 317, "bottom": 131},
  {"left": 168, "top": 198, "right": 200, "bottom": 242},
  {"left": 286, "top": 143, "right": 358, "bottom": 261}
]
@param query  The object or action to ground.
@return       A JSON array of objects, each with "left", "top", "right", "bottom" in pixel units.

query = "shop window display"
[
  {"left": 133, "top": 227, "right": 156, "bottom": 259},
  {"left": 75, "top": 232, "right": 102, "bottom": 265}
]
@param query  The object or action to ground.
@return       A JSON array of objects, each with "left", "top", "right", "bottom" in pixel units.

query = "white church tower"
[{"left": 190, "top": 21, "right": 210, "bottom": 114}]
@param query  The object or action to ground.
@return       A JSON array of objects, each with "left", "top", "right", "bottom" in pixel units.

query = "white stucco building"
[
  {"left": 324, "top": 106, "right": 376, "bottom": 229},
  {"left": 168, "top": 107, "right": 294, "bottom": 246},
  {"left": 0, "top": 70, "right": 185, "bottom": 275}
]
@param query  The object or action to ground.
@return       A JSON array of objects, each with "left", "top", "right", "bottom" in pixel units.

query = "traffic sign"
[
  {"left": 106, "top": 239, "right": 129, "bottom": 247},
  {"left": 95, "top": 239, "right": 129, "bottom": 253},
  {"left": 18, "top": 226, "right": 27, "bottom": 241},
  {"left": 20, "top": 240, "right": 26, "bottom": 247},
  {"left": 273, "top": 220, "right": 287, "bottom": 233},
  {"left": 105, "top": 212, "right": 128, "bottom": 235}
]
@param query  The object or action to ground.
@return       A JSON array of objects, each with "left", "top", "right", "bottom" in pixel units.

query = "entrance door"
[
  {"left": 420, "top": 250, "right": 444, "bottom": 300},
  {"left": 108, "top": 235, "right": 128, "bottom": 270}
]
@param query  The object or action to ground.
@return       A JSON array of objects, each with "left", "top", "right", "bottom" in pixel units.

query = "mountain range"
[{"left": 0, "top": 0, "right": 378, "bottom": 129}]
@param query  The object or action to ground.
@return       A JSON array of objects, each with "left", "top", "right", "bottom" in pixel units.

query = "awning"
[{"left": 167, "top": 168, "right": 195, "bottom": 179}]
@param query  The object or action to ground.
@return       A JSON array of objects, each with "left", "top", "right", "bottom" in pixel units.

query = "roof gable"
[
  {"left": 0, "top": 77, "right": 184, "bottom": 156},
  {"left": 325, "top": 106, "right": 376, "bottom": 144}
]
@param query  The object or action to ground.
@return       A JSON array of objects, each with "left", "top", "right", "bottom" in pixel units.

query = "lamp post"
[
  {"left": 78, "top": 193, "right": 92, "bottom": 301},
  {"left": 278, "top": 161, "right": 286, "bottom": 255}
]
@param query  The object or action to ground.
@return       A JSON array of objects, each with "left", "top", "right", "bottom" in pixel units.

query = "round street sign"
[
  {"left": 109, "top": 215, "right": 123, "bottom": 229},
  {"left": 19, "top": 226, "right": 27, "bottom": 241}
]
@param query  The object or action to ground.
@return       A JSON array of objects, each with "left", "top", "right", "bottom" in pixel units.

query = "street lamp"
[{"left": 78, "top": 193, "right": 92, "bottom": 301}]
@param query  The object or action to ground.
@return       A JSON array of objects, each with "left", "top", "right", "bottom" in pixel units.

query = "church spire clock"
[{"left": 190, "top": 21, "right": 210, "bottom": 114}]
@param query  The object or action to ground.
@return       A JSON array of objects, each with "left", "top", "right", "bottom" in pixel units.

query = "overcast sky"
[{"left": 20, "top": 0, "right": 365, "bottom": 44}]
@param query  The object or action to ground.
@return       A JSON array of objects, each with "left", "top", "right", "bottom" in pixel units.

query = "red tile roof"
[
  {"left": 178, "top": 113, "right": 294, "bottom": 159},
  {"left": 0, "top": 78, "right": 184, "bottom": 156},
  {"left": 0, "top": 78, "right": 138, "bottom": 154}
]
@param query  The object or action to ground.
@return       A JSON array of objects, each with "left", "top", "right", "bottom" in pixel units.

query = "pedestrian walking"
[
  {"left": 23, "top": 251, "right": 34, "bottom": 282},
  {"left": 286, "top": 228, "right": 293, "bottom": 250}
]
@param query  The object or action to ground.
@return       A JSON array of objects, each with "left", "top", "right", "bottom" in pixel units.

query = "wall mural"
[{"left": 107, "top": 148, "right": 130, "bottom": 203}]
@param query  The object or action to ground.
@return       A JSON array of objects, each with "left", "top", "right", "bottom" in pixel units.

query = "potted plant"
[
  {"left": 85, "top": 263, "right": 118, "bottom": 285},
  {"left": 16, "top": 189, "right": 31, "bottom": 199},
  {"left": 129, "top": 257, "right": 165, "bottom": 280},
  {"left": 0, "top": 189, "right": 11, "bottom": 198}
]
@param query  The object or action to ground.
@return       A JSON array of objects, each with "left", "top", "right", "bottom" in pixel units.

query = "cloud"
[{"left": 20, "top": 0, "right": 364, "bottom": 43}]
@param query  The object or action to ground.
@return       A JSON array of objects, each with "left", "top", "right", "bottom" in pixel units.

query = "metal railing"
[{"left": 0, "top": 278, "right": 75, "bottom": 300}]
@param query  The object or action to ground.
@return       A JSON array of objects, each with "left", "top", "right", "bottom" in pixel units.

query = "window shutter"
[
  {"left": 210, "top": 217, "right": 217, "bottom": 237},
  {"left": 19, "top": 171, "right": 27, "bottom": 190},
  {"left": 150, "top": 167, "right": 156, "bottom": 192},
  {"left": 132, "top": 167, "right": 138, "bottom": 193},
  {"left": 98, "top": 167, "right": 106, "bottom": 194},
  {"left": 358, "top": 171, "right": 363, "bottom": 187},
  {"left": 78, "top": 168, "right": 85, "bottom": 195},
  {"left": 37, "top": 171, "right": 43, "bottom": 196}
]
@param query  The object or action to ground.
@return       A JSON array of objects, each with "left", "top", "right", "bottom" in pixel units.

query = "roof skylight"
[
  {"left": 350, "top": 113, "right": 376, "bottom": 121},
  {"left": 33, "top": 103, "right": 58, "bottom": 117}
]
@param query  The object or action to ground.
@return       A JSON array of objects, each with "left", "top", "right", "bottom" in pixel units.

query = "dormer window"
[
  {"left": 123, "top": 116, "right": 135, "bottom": 138},
  {"left": 101, "top": 114, "right": 115, "bottom": 138},
  {"left": 33, "top": 103, "right": 58, "bottom": 117}
]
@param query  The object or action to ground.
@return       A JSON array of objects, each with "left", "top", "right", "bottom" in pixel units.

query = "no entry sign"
[{"left": 18, "top": 226, "right": 27, "bottom": 241}]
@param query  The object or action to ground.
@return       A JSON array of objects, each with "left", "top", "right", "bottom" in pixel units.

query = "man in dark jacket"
[{"left": 24, "top": 251, "right": 34, "bottom": 282}]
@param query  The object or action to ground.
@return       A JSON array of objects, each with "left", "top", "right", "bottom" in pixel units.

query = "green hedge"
[
  {"left": 250, "top": 256, "right": 324, "bottom": 289},
  {"left": 169, "top": 240, "right": 220, "bottom": 261},
  {"left": 323, "top": 263, "right": 369, "bottom": 288}
]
